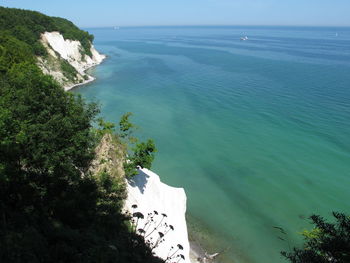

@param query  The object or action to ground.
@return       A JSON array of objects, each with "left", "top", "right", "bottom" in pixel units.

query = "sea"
[{"left": 73, "top": 26, "right": 350, "bottom": 263}]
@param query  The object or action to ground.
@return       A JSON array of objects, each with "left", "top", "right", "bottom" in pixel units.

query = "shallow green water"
[{"left": 74, "top": 26, "right": 350, "bottom": 263}]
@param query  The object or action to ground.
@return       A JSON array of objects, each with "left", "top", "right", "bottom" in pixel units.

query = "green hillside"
[
  {"left": 0, "top": 6, "right": 93, "bottom": 56},
  {"left": 0, "top": 7, "right": 161, "bottom": 263}
]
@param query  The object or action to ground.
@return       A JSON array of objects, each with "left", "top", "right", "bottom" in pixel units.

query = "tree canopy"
[
  {"left": 0, "top": 7, "right": 94, "bottom": 56},
  {"left": 117, "top": 113, "right": 157, "bottom": 178},
  {"left": 0, "top": 8, "right": 162, "bottom": 263},
  {"left": 282, "top": 212, "right": 350, "bottom": 263}
]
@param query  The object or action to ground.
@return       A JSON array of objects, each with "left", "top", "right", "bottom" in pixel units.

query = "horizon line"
[{"left": 82, "top": 24, "right": 350, "bottom": 29}]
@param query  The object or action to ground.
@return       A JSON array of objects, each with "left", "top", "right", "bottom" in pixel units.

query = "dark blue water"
[{"left": 74, "top": 26, "right": 350, "bottom": 263}]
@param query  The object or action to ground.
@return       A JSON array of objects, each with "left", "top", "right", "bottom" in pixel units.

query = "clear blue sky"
[{"left": 2, "top": 0, "right": 350, "bottom": 27}]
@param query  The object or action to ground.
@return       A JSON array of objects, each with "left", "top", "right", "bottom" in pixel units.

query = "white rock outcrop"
[
  {"left": 40, "top": 32, "right": 192, "bottom": 261},
  {"left": 125, "top": 168, "right": 190, "bottom": 263},
  {"left": 38, "top": 31, "right": 106, "bottom": 91}
]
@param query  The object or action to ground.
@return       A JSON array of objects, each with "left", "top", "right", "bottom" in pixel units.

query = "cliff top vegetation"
[
  {"left": 0, "top": 6, "right": 93, "bottom": 56},
  {"left": 0, "top": 7, "right": 161, "bottom": 263}
]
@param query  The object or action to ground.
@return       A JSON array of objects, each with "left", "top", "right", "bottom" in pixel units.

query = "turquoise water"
[{"left": 74, "top": 27, "right": 350, "bottom": 263}]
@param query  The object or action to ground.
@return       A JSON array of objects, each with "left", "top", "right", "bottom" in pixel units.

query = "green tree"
[
  {"left": 0, "top": 33, "right": 35, "bottom": 71},
  {"left": 282, "top": 212, "right": 350, "bottom": 263},
  {"left": 119, "top": 112, "right": 135, "bottom": 139},
  {"left": 0, "top": 7, "right": 94, "bottom": 57},
  {"left": 132, "top": 139, "right": 157, "bottom": 169},
  {"left": 98, "top": 118, "right": 116, "bottom": 135},
  {"left": 0, "top": 10, "right": 163, "bottom": 261},
  {"left": 117, "top": 113, "right": 157, "bottom": 177}
]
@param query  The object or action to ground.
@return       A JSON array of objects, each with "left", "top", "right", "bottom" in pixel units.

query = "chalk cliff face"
[
  {"left": 38, "top": 32, "right": 105, "bottom": 91},
  {"left": 90, "top": 135, "right": 191, "bottom": 262},
  {"left": 44, "top": 32, "right": 191, "bottom": 261},
  {"left": 125, "top": 169, "right": 191, "bottom": 263}
]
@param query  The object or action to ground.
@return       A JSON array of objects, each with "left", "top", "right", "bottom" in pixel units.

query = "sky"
[{"left": 1, "top": 0, "right": 350, "bottom": 27}]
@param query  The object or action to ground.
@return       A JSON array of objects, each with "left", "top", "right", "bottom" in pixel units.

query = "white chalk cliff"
[
  {"left": 42, "top": 34, "right": 192, "bottom": 261},
  {"left": 125, "top": 168, "right": 191, "bottom": 263},
  {"left": 38, "top": 32, "right": 105, "bottom": 91}
]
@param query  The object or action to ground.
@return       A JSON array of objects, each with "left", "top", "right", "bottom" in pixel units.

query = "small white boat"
[{"left": 240, "top": 36, "right": 248, "bottom": 41}]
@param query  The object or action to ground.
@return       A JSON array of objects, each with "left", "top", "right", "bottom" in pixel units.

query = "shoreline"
[
  {"left": 187, "top": 214, "right": 229, "bottom": 263},
  {"left": 189, "top": 241, "right": 205, "bottom": 263},
  {"left": 70, "top": 50, "right": 216, "bottom": 263},
  {"left": 189, "top": 236, "right": 228, "bottom": 263},
  {"left": 64, "top": 55, "right": 106, "bottom": 91},
  {"left": 64, "top": 75, "right": 95, "bottom": 91},
  {"left": 123, "top": 168, "right": 220, "bottom": 263},
  {"left": 40, "top": 31, "right": 107, "bottom": 92}
]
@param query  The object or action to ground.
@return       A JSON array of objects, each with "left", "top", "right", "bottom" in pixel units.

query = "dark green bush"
[
  {"left": 60, "top": 58, "right": 78, "bottom": 81},
  {"left": 0, "top": 7, "right": 93, "bottom": 57},
  {"left": 0, "top": 9, "right": 163, "bottom": 263}
]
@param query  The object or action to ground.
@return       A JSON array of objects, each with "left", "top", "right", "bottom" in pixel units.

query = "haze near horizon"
[{"left": 2, "top": 0, "right": 350, "bottom": 28}]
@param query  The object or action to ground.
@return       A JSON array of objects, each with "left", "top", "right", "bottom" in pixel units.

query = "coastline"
[
  {"left": 72, "top": 56, "right": 213, "bottom": 263},
  {"left": 39, "top": 31, "right": 106, "bottom": 92},
  {"left": 64, "top": 55, "right": 106, "bottom": 91},
  {"left": 124, "top": 168, "right": 220, "bottom": 263},
  {"left": 189, "top": 241, "right": 207, "bottom": 263},
  {"left": 68, "top": 44, "right": 212, "bottom": 263},
  {"left": 64, "top": 75, "right": 95, "bottom": 91},
  {"left": 187, "top": 218, "right": 224, "bottom": 263}
]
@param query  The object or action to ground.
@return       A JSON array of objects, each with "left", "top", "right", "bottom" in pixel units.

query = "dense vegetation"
[
  {"left": 118, "top": 112, "right": 157, "bottom": 178},
  {"left": 0, "top": 7, "right": 93, "bottom": 56},
  {"left": 282, "top": 213, "right": 350, "bottom": 263},
  {"left": 0, "top": 8, "right": 162, "bottom": 263}
]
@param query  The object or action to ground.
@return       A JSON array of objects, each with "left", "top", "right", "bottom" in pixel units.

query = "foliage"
[
  {"left": 124, "top": 160, "right": 140, "bottom": 178},
  {"left": 119, "top": 112, "right": 135, "bottom": 138},
  {"left": 97, "top": 118, "right": 116, "bottom": 136},
  {"left": 0, "top": 7, "right": 93, "bottom": 57},
  {"left": 117, "top": 113, "right": 157, "bottom": 178},
  {"left": 129, "top": 207, "right": 186, "bottom": 262},
  {"left": 300, "top": 228, "right": 322, "bottom": 241},
  {"left": 60, "top": 58, "right": 79, "bottom": 82},
  {"left": 282, "top": 212, "right": 350, "bottom": 263},
  {"left": 132, "top": 139, "right": 156, "bottom": 169},
  {"left": 0, "top": 11, "right": 163, "bottom": 263},
  {"left": 0, "top": 33, "right": 35, "bottom": 71}
]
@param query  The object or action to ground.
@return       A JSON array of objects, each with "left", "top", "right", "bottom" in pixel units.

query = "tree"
[
  {"left": 119, "top": 112, "right": 135, "bottom": 139},
  {"left": 0, "top": 7, "right": 94, "bottom": 57},
  {"left": 132, "top": 139, "right": 156, "bottom": 170},
  {"left": 117, "top": 113, "right": 157, "bottom": 178},
  {"left": 282, "top": 212, "right": 350, "bottom": 263},
  {"left": 0, "top": 9, "right": 163, "bottom": 261},
  {"left": 97, "top": 118, "right": 116, "bottom": 135}
]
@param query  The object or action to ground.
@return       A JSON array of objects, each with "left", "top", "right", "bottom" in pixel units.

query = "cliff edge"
[
  {"left": 125, "top": 169, "right": 191, "bottom": 263},
  {"left": 90, "top": 134, "right": 191, "bottom": 263}
]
